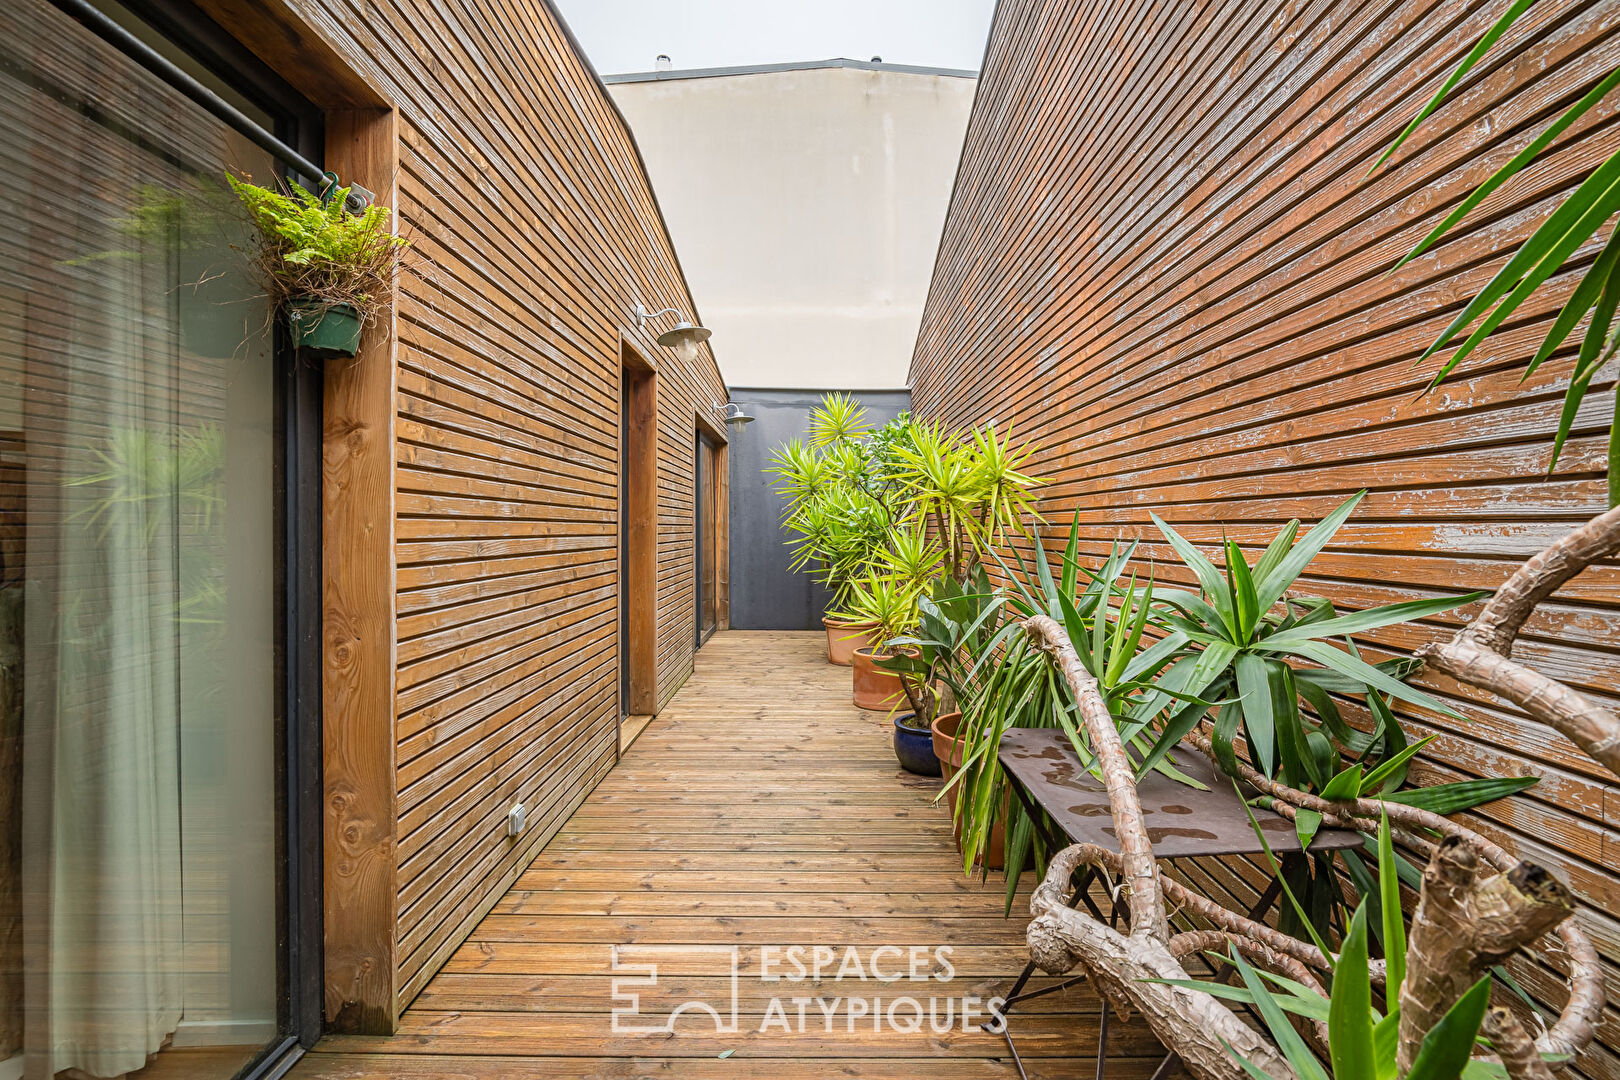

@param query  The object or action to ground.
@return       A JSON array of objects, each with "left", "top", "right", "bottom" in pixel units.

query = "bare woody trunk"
[
  {"left": 1398, "top": 837, "right": 1576, "bottom": 1073},
  {"left": 1021, "top": 615, "right": 1298, "bottom": 1080},
  {"left": 1485, "top": 1007, "right": 1558, "bottom": 1080},
  {"left": 1019, "top": 616, "right": 1602, "bottom": 1078},
  {"left": 1421, "top": 504, "right": 1620, "bottom": 778}
]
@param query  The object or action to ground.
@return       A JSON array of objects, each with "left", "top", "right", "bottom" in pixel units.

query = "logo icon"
[{"left": 610, "top": 945, "right": 741, "bottom": 1034}]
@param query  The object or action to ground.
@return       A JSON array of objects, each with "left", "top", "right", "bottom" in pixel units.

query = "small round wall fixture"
[
  {"left": 634, "top": 303, "right": 713, "bottom": 364},
  {"left": 716, "top": 402, "right": 754, "bottom": 433}
]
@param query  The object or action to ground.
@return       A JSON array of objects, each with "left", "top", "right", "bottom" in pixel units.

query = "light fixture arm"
[{"left": 632, "top": 303, "right": 682, "bottom": 327}]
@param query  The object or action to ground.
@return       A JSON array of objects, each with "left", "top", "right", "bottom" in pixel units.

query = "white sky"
[{"left": 552, "top": 0, "right": 997, "bottom": 76}]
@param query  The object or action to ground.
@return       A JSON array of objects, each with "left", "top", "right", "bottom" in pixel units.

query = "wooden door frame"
[
  {"left": 693, "top": 408, "right": 730, "bottom": 639},
  {"left": 188, "top": 0, "right": 400, "bottom": 1037},
  {"left": 621, "top": 340, "right": 658, "bottom": 718}
]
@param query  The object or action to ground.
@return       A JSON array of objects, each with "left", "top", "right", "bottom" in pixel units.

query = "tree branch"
[
  {"left": 1023, "top": 614, "right": 1167, "bottom": 941},
  {"left": 1397, "top": 837, "right": 1574, "bottom": 1072},
  {"left": 1028, "top": 846, "right": 1300, "bottom": 1080},
  {"left": 1421, "top": 636, "right": 1620, "bottom": 777},
  {"left": 1419, "top": 504, "right": 1620, "bottom": 778},
  {"left": 1484, "top": 1007, "right": 1557, "bottom": 1080}
]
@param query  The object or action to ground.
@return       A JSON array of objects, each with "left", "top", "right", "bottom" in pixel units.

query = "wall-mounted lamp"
[
  {"left": 715, "top": 402, "right": 754, "bottom": 433},
  {"left": 633, "top": 303, "right": 712, "bottom": 364}
]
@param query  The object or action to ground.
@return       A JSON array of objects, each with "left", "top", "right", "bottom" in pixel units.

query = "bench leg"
[{"left": 983, "top": 862, "right": 1096, "bottom": 1079}]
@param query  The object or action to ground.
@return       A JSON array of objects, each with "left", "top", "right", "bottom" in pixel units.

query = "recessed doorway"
[{"left": 619, "top": 344, "right": 658, "bottom": 726}]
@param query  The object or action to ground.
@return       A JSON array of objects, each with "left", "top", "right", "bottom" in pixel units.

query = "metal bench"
[{"left": 987, "top": 727, "right": 1364, "bottom": 1080}]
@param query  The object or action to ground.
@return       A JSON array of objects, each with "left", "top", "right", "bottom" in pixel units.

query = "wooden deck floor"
[{"left": 293, "top": 631, "right": 1170, "bottom": 1079}]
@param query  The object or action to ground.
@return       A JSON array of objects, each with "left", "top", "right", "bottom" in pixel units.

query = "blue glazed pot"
[{"left": 893, "top": 714, "right": 942, "bottom": 777}]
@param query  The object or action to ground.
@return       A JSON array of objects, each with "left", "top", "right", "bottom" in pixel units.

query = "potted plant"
[
  {"left": 767, "top": 398, "right": 920, "bottom": 662},
  {"left": 227, "top": 173, "right": 408, "bottom": 359},
  {"left": 880, "top": 568, "right": 1001, "bottom": 778},
  {"left": 830, "top": 572, "right": 918, "bottom": 712},
  {"left": 790, "top": 482, "right": 889, "bottom": 664}
]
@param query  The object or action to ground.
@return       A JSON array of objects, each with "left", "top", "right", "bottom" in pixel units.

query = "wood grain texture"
[
  {"left": 909, "top": 2, "right": 1620, "bottom": 1076},
  {"left": 623, "top": 346, "right": 659, "bottom": 715},
  {"left": 287, "top": 632, "right": 1176, "bottom": 1080},
  {"left": 322, "top": 107, "right": 401, "bottom": 1035},
  {"left": 374, "top": 0, "right": 729, "bottom": 1016}
]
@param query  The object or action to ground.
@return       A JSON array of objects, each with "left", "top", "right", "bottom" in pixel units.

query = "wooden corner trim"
[
  {"left": 189, "top": 0, "right": 391, "bottom": 109},
  {"left": 321, "top": 107, "right": 400, "bottom": 1035}
]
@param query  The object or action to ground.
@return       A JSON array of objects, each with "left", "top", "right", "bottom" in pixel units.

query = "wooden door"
[{"left": 620, "top": 346, "right": 657, "bottom": 717}]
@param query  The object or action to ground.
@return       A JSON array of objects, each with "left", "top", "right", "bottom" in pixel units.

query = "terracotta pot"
[
  {"left": 823, "top": 617, "right": 879, "bottom": 666},
  {"left": 930, "top": 711, "right": 1005, "bottom": 869},
  {"left": 851, "top": 646, "right": 907, "bottom": 712}
]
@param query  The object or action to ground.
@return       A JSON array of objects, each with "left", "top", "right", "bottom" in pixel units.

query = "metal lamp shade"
[{"left": 656, "top": 321, "right": 711, "bottom": 363}]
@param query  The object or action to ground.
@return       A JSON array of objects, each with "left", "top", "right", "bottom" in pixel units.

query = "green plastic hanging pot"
[{"left": 288, "top": 298, "right": 364, "bottom": 358}]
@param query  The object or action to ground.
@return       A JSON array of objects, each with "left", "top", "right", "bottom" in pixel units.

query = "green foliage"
[
  {"left": 767, "top": 400, "right": 919, "bottom": 607},
  {"left": 1141, "top": 491, "right": 1484, "bottom": 791},
  {"left": 827, "top": 570, "right": 919, "bottom": 645},
  {"left": 765, "top": 395, "right": 1042, "bottom": 610},
  {"left": 64, "top": 423, "right": 228, "bottom": 629},
  {"left": 227, "top": 173, "right": 408, "bottom": 322},
  {"left": 1136, "top": 492, "right": 1493, "bottom": 938},
  {"left": 1369, "top": 1, "right": 1620, "bottom": 502},
  {"left": 935, "top": 520, "right": 1192, "bottom": 900},
  {"left": 66, "top": 424, "right": 223, "bottom": 546},
  {"left": 1165, "top": 818, "right": 1494, "bottom": 1080},
  {"left": 878, "top": 567, "right": 1003, "bottom": 725},
  {"left": 889, "top": 420, "right": 1043, "bottom": 580},
  {"left": 119, "top": 179, "right": 238, "bottom": 250},
  {"left": 808, "top": 391, "right": 870, "bottom": 446}
]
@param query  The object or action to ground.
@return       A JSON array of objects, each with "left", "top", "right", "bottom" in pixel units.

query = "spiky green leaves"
[{"left": 1369, "top": 0, "right": 1620, "bottom": 501}]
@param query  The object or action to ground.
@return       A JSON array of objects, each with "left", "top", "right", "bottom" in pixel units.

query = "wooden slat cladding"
[
  {"left": 215, "top": 0, "right": 727, "bottom": 1021},
  {"left": 911, "top": 0, "right": 1620, "bottom": 1074}
]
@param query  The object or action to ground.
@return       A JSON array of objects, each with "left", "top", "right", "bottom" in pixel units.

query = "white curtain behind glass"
[
  {"left": 46, "top": 321, "right": 185, "bottom": 1075},
  {"left": 1, "top": 1, "right": 278, "bottom": 1074}
]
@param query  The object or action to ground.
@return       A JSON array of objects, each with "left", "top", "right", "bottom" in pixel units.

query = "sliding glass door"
[{"left": 0, "top": 2, "right": 320, "bottom": 1076}]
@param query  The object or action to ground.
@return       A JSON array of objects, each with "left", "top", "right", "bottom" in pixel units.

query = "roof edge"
[
  {"left": 604, "top": 58, "right": 978, "bottom": 84},
  {"left": 539, "top": 0, "right": 724, "bottom": 391}
]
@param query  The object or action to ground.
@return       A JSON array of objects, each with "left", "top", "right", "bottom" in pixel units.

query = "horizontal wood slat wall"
[
  {"left": 215, "top": 0, "right": 726, "bottom": 1025},
  {"left": 910, "top": 0, "right": 1620, "bottom": 1074}
]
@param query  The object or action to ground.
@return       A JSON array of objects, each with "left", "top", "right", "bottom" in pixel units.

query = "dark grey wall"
[{"left": 726, "top": 387, "right": 911, "bottom": 630}]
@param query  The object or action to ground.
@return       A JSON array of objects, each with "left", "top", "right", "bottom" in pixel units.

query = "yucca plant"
[
  {"left": 890, "top": 420, "right": 1043, "bottom": 583},
  {"left": 779, "top": 485, "right": 890, "bottom": 609},
  {"left": 877, "top": 522, "right": 945, "bottom": 596},
  {"left": 766, "top": 400, "right": 922, "bottom": 608},
  {"left": 807, "top": 391, "right": 870, "bottom": 447},
  {"left": 1137, "top": 491, "right": 1542, "bottom": 939},
  {"left": 878, "top": 567, "right": 1003, "bottom": 726},
  {"left": 827, "top": 570, "right": 920, "bottom": 646},
  {"left": 1369, "top": 1, "right": 1620, "bottom": 502},
  {"left": 766, "top": 437, "right": 829, "bottom": 512},
  {"left": 1137, "top": 491, "right": 1485, "bottom": 786},
  {"left": 1160, "top": 815, "right": 1497, "bottom": 1080},
  {"left": 938, "top": 520, "right": 1200, "bottom": 905},
  {"left": 67, "top": 423, "right": 224, "bottom": 545}
]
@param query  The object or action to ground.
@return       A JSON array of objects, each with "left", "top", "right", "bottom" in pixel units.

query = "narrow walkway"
[{"left": 296, "top": 631, "right": 1168, "bottom": 1079}]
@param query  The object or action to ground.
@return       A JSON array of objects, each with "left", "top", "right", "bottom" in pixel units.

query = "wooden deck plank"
[
  {"left": 294, "top": 1053, "right": 1167, "bottom": 1079},
  {"left": 291, "top": 631, "right": 1176, "bottom": 1077}
]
